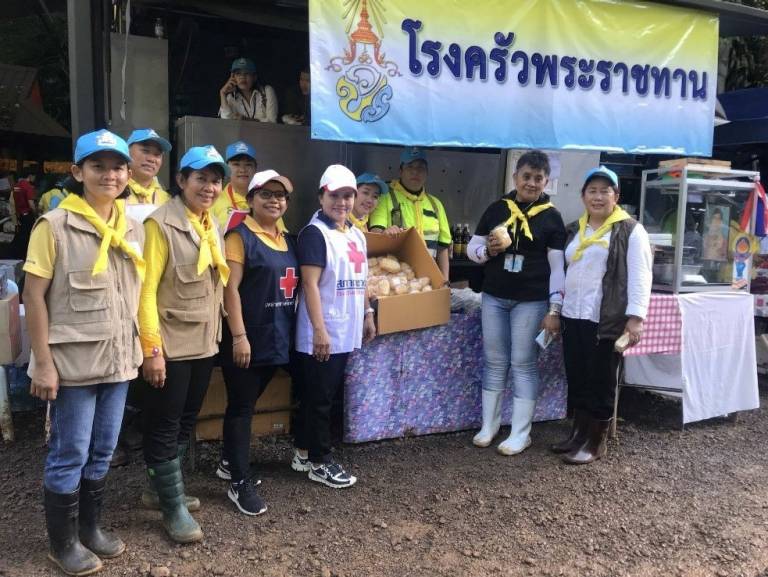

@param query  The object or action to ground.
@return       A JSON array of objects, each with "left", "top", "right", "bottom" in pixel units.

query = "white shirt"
[
  {"left": 219, "top": 86, "right": 278, "bottom": 123},
  {"left": 562, "top": 222, "right": 653, "bottom": 322},
  {"left": 295, "top": 213, "right": 368, "bottom": 355}
]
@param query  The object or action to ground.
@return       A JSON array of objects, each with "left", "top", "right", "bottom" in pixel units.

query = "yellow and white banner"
[{"left": 309, "top": 0, "right": 719, "bottom": 154}]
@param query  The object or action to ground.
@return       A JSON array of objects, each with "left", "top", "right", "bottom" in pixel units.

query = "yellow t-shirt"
[
  {"left": 211, "top": 184, "right": 248, "bottom": 229},
  {"left": 348, "top": 212, "right": 369, "bottom": 232},
  {"left": 23, "top": 209, "right": 119, "bottom": 280},
  {"left": 125, "top": 178, "right": 170, "bottom": 206},
  {"left": 224, "top": 215, "right": 288, "bottom": 265}
]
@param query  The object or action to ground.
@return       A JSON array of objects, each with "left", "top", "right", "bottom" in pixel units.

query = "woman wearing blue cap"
[
  {"left": 211, "top": 141, "right": 257, "bottom": 230},
  {"left": 139, "top": 145, "right": 230, "bottom": 542},
  {"left": 552, "top": 166, "right": 652, "bottom": 465},
  {"left": 349, "top": 173, "right": 387, "bottom": 231},
  {"left": 125, "top": 129, "right": 172, "bottom": 208},
  {"left": 219, "top": 57, "right": 278, "bottom": 123},
  {"left": 24, "top": 129, "right": 145, "bottom": 575}
]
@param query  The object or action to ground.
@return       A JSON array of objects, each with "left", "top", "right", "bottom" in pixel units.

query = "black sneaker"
[
  {"left": 228, "top": 479, "right": 267, "bottom": 516},
  {"left": 217, "top": 459, "right": 261, "bottom": 485},
  {"left": 308, "top": 462, "right": 357, "bottom": 489}
]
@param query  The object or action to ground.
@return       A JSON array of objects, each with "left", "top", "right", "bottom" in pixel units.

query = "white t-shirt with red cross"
[{"left": 296, "top": 211, "right": 368, "bottom": 355}]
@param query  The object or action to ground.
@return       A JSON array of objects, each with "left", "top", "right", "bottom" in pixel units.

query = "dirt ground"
[{"left": 3, "top": 387, "right": 768, "bottom": 577}]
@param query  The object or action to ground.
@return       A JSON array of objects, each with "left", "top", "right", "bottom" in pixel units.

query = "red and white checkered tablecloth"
[{"left": 623, "top": 294, "right": 682, "bottom": 356}]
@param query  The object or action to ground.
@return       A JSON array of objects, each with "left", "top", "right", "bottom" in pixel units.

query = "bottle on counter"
[
  {"left": 460, "top": 224, "right": 470, "bottom": 259},
  {"left": 452, "top": 224, "right": 462, "bottom": 260}
]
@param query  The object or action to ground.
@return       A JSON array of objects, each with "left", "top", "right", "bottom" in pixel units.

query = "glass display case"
[{"left": 640, "top": 164, "right": 760, "bottom": 293}]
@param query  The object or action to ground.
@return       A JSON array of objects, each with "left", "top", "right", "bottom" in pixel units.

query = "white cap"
[
  {"left": 319, "top": 164, "right": 357, "bottom": 192},
  {"left": 248, "top": 169, "right": 294, "bottom": 194}
]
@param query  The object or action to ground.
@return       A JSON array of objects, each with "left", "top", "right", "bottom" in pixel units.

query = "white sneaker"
[
  {"left": 291, "top": 449, "right": 311, "bottom": 472},
  {"left": 308, "top": 462, "right": 357, "bottom": 489}
]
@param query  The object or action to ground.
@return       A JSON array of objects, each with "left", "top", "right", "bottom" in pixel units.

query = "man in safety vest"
[{"left": 369, "top": 147, "right": 452, "bottom": 280}]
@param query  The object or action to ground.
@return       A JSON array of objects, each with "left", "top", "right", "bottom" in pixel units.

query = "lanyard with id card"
[{"left": 503, "top": 253, "right": 524, "bottom": 273}]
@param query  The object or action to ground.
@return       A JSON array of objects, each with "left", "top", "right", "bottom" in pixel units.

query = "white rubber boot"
[
  {"left": 497, "top": 397, "right": 536, "bottom": 455},
  {"left": 472, "top": 390, "right": 503, "bottom": 447}
]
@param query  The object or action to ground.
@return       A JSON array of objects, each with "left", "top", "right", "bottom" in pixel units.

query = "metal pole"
[{"left": 67, "top": 0, "right": 97, "bottom": 139}]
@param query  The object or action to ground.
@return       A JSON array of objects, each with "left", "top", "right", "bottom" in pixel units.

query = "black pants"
[
  {"left": 561, "top": 317, "right": 620, "bottom": 420},
  {"left": 293, "top": 351, "right": 349, "bottom": 464},
  {"left": 221, "top": 364, "right": 276, "bottom": 483},
  {"left": 143, "top": 356, "right": 215, "bottom": 464}
]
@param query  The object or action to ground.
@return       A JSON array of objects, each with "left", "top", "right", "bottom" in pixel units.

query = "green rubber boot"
[
  {"left": 141, "top": 444, "right": 200, "bottom": 511},
  {"left": 147, "top": 458, "right": 203, "bottom": 544}
]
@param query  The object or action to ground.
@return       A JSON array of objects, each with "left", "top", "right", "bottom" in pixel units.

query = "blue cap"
[
  {"left": 179, "top": 146, "right": 229, "bottom": 177},
  {"left": 356, "top": 172, "right": 389, "bottom": 195},
  {"left": 74, "top": 129, "right": 131, "bottom": 164},
  {"left": 225, "top": 141, "right": 257, "bottom": 162},
  {"left": 230, "top": 57, "right": 257, "bottom": 73},
  {"left": 126, "top": 128, "right": 172, "bottom": 152},
  {"left": 400, "top": 147, "right": 427, "bottom": 166},
  {"left": 583, "top": 165, "right": 619, "bottom": 188}
]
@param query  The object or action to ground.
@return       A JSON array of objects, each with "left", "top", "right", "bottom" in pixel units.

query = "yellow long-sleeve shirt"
[{"left": 138, "top": 208, "right": 214, "bottom": 356}]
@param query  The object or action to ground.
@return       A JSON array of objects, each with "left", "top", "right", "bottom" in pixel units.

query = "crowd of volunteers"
[{"left": 22, "top": 80, "right": 651, "bottom": 574}]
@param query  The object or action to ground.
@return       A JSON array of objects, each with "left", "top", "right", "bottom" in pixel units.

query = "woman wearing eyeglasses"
[{"left": 217, "top": 170, "right": 298, "bottom": 516}]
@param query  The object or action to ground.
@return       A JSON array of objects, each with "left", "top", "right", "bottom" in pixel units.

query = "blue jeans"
[
  {"left": 481, "top": 293, "right": 547, "bottom": 400},
  {"left": 44, "top": 381, "right": 129, "bottom": 493}
]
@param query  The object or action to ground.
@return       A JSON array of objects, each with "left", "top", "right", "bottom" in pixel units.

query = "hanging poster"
[{"left": 309, "top": 0, "right": 719, "bottom": 154}]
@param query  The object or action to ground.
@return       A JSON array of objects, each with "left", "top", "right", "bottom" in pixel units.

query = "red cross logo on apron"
[
  {"left": 347, "top": 241, "right": 366, "bottom": 273},
  {"left": 279, "top": 267, "right": 298, "bottom": 299}
]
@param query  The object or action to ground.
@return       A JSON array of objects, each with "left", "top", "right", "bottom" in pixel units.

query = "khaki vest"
[
  {"left": 32, "top": 208, "right": 144, "bottom": 386},
  {"left": 148, "top": 196, "right": 224, "bottom": 360}
]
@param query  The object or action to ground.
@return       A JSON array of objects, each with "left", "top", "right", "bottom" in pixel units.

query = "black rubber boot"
[
  {"left": 562, "top": 418, "right": 611, "bottom": 465},
  {"left": 79, "top": 477, "right": 126, "bottom": 559},
  {"left": 550, "top": 409, "right": 590, "bottom": 454},
  {"left": 44, "top": 486, "right": 103, "bottom": 576},
  {"left": 147, "top": 457, "right": 203, "bottom": 544}
]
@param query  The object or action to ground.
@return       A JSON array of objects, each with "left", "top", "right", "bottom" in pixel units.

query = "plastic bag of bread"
[
  {"left": 400, "top": 262, "right": 412, "bottom": 272},
  {"left": 388, "top": 276, "right": 406, "bottom": 290},
  {"left": 379, "top": 256, "right": 401, "bottom": 274},
  {"left": 393, "top": 284, "right": 409, "bottom": 295},
  {"left": 422, "top": 285, "right": 433, "bottom": 292},
  {"left": 408, "top": 280, "right": 422, "bottom": 293},
  {"left": 367, "top": 257, "right": 379, "bottom": 268},
  {"left": 404, "top": 269, "right": 415, "bottom": 281},
  {"left": 369, "top": 266, "right": 381, "bottom": 277},
  {"left": 417, "top": 276, "right": 431, "bottom": 289},
  {"left": 377, "top": 278, "right": 391, "bottom": 296}
]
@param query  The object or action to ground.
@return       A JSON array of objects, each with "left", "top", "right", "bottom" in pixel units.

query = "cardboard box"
[
  {"left": 198, "top": 367, "right": 292, "bottom": 418},
  {"left": 0, "top": 293, "right": 21, "bottom": 365},
  {"left": 195, "top": 411, "right": 291, "bottom": 441},
  {"left": 365, "top": 228, "right": 451, "bottom": 335},
  {"left": 195, "top": 367, "right": 293, "bottom": 441}
]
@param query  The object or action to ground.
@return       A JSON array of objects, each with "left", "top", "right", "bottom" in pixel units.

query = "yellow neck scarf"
[
  {"left": 59, "top": 195, "right": 145, "bottom": 281},
  {"left": 571, "top": 207, "right": 631, "bottom": 262},
  {"left": 348, "top": 211, "right": 368, "bottom": 232},
  {"left": 503, "top": 198, "right": 553, "bottom": 241},
  {"left": 392, "top": 180, "right": 435, "bottom": 235},
  {"left": 188, "top": 211, "right": 230, "bottom": 286},
  {"left": 128, "top": 177, "right": 162, "bottom": 202}
]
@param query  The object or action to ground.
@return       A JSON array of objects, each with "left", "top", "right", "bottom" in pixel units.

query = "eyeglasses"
[{"left": 252, "top": 188, "right": 290, "bottom": 201}]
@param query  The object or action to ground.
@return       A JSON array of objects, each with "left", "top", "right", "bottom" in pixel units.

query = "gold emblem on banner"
[{"left": 326, "top": 0, "right": 401, "bottom": 122}]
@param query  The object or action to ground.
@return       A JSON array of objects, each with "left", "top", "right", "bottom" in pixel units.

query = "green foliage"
[{"left": 723, "top": 0, "right": 768, "bottom": 91}]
